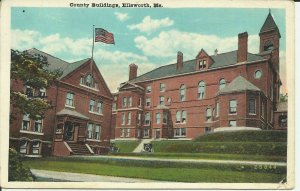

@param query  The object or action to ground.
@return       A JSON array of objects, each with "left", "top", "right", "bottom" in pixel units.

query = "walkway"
[
  {"left": 75, "top": 155, "right": 287, "bottom": 167},
  {"left": 31, "top": 169, "right": 164, "bottom": 182}
]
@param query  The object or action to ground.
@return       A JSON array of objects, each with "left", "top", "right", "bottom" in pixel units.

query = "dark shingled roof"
[
  {"left": 260, "top": 12, "right": 281, "bottom": 36},
  {"left": 218, "top": 75, "right": 261, "bottom": 95},
  {"left": 56, "top": 108, "right": 89, "bottom": 120},
  {"left": 27, "top": 48, "right": 90, "bottom": 80},
  {"left": 130, "top": 51, "right": 264, "bottom": 83}
]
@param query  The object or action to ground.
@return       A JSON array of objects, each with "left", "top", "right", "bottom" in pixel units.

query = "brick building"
[
  {"left": 10, "top": 48, "right": 113, "bottom": 156},
  {"left": 111, "top": 12, "right": 287, "bottom": 141}
]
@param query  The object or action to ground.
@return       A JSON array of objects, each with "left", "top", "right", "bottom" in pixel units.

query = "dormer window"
[
  {"left": 199, "top": 60, "right": 206, "bottom": 69},
  {"left": 86, "top": 74, "right": 93, "bottom": 87},
  {"left": 80, "top": 74, "right": 98, "bottom": 89}
]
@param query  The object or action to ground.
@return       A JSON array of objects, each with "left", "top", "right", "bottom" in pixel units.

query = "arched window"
[
  {"left": 198, "top": 81, "right": 205, "bottom": 100},
  {"left": 179, "top": 84, "right": 186, "bottom": 101},
  {"left": 219, "top": 78, "right": 226, "bottom": 90},
  {"left": 254, "top": 70, "right": 262, "bottom": 79},
  {"left": 86, "top": 74, "right": 93, "bottom": 87},
  {"left": 264, "top": 41, "right": 274, "bottom": 51}
]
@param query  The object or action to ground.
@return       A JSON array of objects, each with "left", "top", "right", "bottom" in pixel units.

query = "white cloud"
[
  {"left": 134, "top": 30, "right": 261, "bottom": 60},
  {"left": 128, "top": 16, "right": 174, "bottom": 33},
  {"left": 114, "top": 12, "right": 129, "bottom": 22}
]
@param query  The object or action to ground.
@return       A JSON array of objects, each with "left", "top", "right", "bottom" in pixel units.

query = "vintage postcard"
[{"left": 0, "top": 0, "right": 295, "bottom": 189}]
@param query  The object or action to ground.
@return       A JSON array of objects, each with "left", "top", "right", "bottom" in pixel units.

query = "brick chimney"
[
  {"left": 177, "top": 51, "right": 183, "bottom": 70},
  {"left": 237, "top": 32, "right": 248, "bottom": 63},
  {"left": 129, "top": 63, "right": 138, "bottom": 81}
]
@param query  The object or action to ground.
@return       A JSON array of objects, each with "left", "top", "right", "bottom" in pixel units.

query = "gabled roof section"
[
  {"left": 56, "top": 108, "right": 89, "bottom": 120},
  {"left": 59, "top": 58, "right": 90, "bottom": 79},
  {"left": 129, "top": 51, "right": 265, "bottom": 83},
  {"left": 260, "top": 12, "right": 281, "bottom": 37},
  {"left": 218, "top": 75, "right": 261, "bottom": 95},
  {"left": 27, "top": 48, "right": 69, "bottom": 72},
  {"left": 119, "top": 81, "right": 144, "bottom": 91}
]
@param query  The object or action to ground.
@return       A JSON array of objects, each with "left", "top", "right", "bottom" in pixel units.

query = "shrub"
[
  {"left": 9, "top": 148, "right": 34, "bottom": 181},
  {"left": 193, "top": 130, "right": 287, "bottom": 142}
]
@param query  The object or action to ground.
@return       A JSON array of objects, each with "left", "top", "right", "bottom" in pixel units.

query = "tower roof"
[{"left": 260, "top": 12, "right": 281, "bottom": 37}]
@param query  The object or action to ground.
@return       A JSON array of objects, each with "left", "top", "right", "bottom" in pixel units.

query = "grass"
[
  {"left": 109, "top": 152, "right": 286, "bottom": 162},
  {"left": 24, "top": 159, "right": 286, "bottom": 183},
  {"left": 112, "top": 140, "right": 141, "bottom": 153}
]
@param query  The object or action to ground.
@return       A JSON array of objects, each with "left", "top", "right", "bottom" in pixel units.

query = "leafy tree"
[
  {"left": 10, "top": 49, "right": 62, "bottom": 120},
  {"left": 9, "top": 148, "right": 34, "bottom": 181}
]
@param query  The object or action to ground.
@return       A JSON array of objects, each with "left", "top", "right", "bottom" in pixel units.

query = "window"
[
  {"left": 95, "top": 125, "right": 101, "bottom": 140},
  {"left": 264, "top": 41, "right": 274, "bottom": 51},
  {"left": 216, "top": 102, "right": 220, "bottom": 117},
  {"left": 126, "top": 129, "right": 130, "bottom": 137},
  {"left": 25, "top": 86, "right": 34, "bottom": 97},
  {"left": 80, "top": 76, "right": 84, "bottom": 84},
  {"left": 198, "top": 81, "right": 205, "bottom": 100},
  {"left": 179, "top": 84, "right": 186, "bottom": 101},
  {"left": 145, "top": 112, "right": 150, "bottom": 125},
  {"left": 87, "top": 123, "right": 93, "bottom": 139},
  {"left": 144, "top": 128, "right": 149, "bottom": 137},
  {"left": 66, "top": 92, "right": 74, "bottom": 107},
  {"left": 219, "top": 79, "right": 226, "bottom": 90},
  {"left": 137, "top": 129, "right": 141, "bottom": 137},
  {"left": 182, "top": 111, "right": 187, "bottom": 123},
  {"left": 206, "top": 108, "right": 212, "bottom": 121},
  {"left": 176, "top": 111, "right": 181, "bottom": 123},
  {"left": 159, "top": 96, "right": 165, "bottom": 106},
  {"left": 20, "top": 140, "right": 28, "bottom": 154},
  {"left": 167, "top": 98, "right": 172, "bottom": 104},
  {"left": 112, "top": 102, "right": 117, "bottom": 111},
  {"left": 160, "top": 83, "right": 166, "bottom": 92},
  {"left": 199, "top": 60, "right": 206, "bottom": 69},
  {"left": 121, "top": 129, "right": 125, "bottom": 137},
  {"left": 127, "top": 112, "right": 131, "bottom": 125},
  {"left": 121, "top": 113, "right": 126, "bottom": 125},
  {"left": 163, "top": 112, "right": 168, "bottom": 123},
  {"left": 279, "top": 115, "right": 287, "bottom": 128},
  {"left": 32, "top": 141, "right": 40, "bottom": 154},
  {"left": 249, "top": 98, "right": 256, "bottom": 114},
  {"left": 86, "top": 74, "right": 93, "bottom": 87},
  {"left": 156, "top": 113, "right": 161, "bottom": 124},
  {"left": 174, "top": 128, "right": 186, "bottom": 137},
  {"left": 254, "top": 70, "right": 262, "bottom": 79},
  {"left": 229, "top": 100, "right": 237, "bottom": 114},
  {"left": 89, "top": 99, "right": 95, "bottom": 112},
  {"left": 122, "top": 97, "right": 127, "bottom": 107},
  {"left": 97, "top": 101, "right": 103, "bottom": 114},
  {"left": 229, "top": 120, "right": 237, "bottom": 127},
  {"left": 138, "top": 113, "right": 141, "bottom": 125},
  {"left": 128, "top": 97, "right": 132, "bottom": 107},
  {"left": 22, "top": 114, "right": 30, "bottom": 130},
  {"left": 39, "top": 88, "right": 46, "bottom": 97},
  {"left": 205, "top": 127, "right": 212, "bottom": 134},
  {"left": 146, "top": 98, "right": 151, "bottom": 107},
  {"left": 146, "top": 85, "right": 151, "bottom": 93},
  {"left": 34, "top": 119, "right": 42, "bottom": 132},
  {"left": 138, "top": 98, "right": 142, "bottom": 107}
]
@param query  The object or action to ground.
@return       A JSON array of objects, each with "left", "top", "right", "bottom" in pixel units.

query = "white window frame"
[
  {"left": 22, "top": 114, "right": 30, "bottom": 130},
  {"left": 206, "top": 108, "right": 212, "bottom": 122},
  {"left": 145, "top": 112, "right": 150, "bottom": 125},
  {"left": 34, "top": 119, "right": 42, "bottom": 132},
  {"left": 127, "top": 112, "right": 131, "bottom": 125},
  {"left": 176, "top": 111, "right": 181, "bottom": 123},
  {"left": 198, "top": 81, "right": 205, "bottom": 100},
  {"left": 249, "top": 98, "right": 256, "bottom": 114},
  {"left": 156, "top": 112, "right": 161, "bottom": 124},
  {"left": 89, "top": 99, "right": 95, "bottom": 112},
  {"left": 122, "top": 97, "right": 127, "bottom": 108},
  {"left": 174, "top": 128, "right": 186, "bottom": 137},
  {"left": 128, "top": 97, "right": 132, "bottom": 107},
  {"left": 219, "top": 78, "right": 226, "bottom": 90},
  {"left": 160, "top": 83, "right": 166, "bottom": 92},
  {"left": 121, "top": 113, "right": 126, "bottom": 125},
  {"left": 146, "top": 98, "right": 151, "bottom": 107},
  {"left": 97, "top": 101, "right": 103, "bottom": 114},
  {"left": 66, "top": 92, "right": 74, "bottom": 107},
  {"left": 182, "top": 111, "right": 187, "bottom": 123},
  {"left": 229, "top": 100, "right": 237, "bottom": 114},
  {"left": 146, "top": 85, "right": 152, "bottom": 93},
  {"left": 20, "top": 140, "right": 28, "bottom": 154},
  {"left": 179, "top": 84, "right": 186, "bottom": 102},
  {"left": 32, "top": 141, "right": 41, "bottom": 154},
  {"left": 95, "top": 125, "right": 101, "bottom": 140},
  {"left": 87, "top": 123, "right": 93, "bottom": 139},
  {"left": 229, "top": 120, "right": 237, "bottom": 127},
  {"left": 159, "top": 96, "right": 165, "bottom": 106}
]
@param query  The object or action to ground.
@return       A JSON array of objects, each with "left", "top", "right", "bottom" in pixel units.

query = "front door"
[{"left": 63, "top": 122, "right": 74, "bottom": 141}]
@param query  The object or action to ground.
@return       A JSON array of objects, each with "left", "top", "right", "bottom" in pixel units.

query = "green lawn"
[
  {"left": 110, "top": 152, "right": 286, "bottom": 162},
  {"left": 25, "top": 160, "right": 285, "bottom": 183},
  {"left": 112, "top": 140, "right": 141, "bottom": 153}
]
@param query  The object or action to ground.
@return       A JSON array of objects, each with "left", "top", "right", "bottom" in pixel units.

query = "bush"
[
  {"left": 193, "top": 130, "right": 287, "bottom": 142},
  {"left": 9, "top": 148, "right": 34, "bottom": 181},
  {"left": 151, "top": 141, "right": 287, "bottom": 156}
]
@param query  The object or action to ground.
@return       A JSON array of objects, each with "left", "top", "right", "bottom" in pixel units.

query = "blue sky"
[{"left": 11, "top": 7, "right": 286, "bottom": 93}]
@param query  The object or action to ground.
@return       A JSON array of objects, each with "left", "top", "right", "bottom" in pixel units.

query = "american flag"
[{"left": 95, "top": 28, "right": 115, "bottom": 44}]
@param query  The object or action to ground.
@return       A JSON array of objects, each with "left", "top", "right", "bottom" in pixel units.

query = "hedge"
[
  {"left": 194, "top": 130, "right": 287, "bottom": 142},
  {"left": 151, "top": 141, "right": 287, "bottom": 156}
]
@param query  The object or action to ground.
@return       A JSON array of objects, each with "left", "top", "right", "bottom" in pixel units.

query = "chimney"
[
  {"left": 129, "top": 63, "right": 138, "bottom": 81},
  {"left": 177, "top": 51, "right": 183, "bottom": 70},
  {"left": 237, "top": 32, "right": 248, "bottom": 63}
]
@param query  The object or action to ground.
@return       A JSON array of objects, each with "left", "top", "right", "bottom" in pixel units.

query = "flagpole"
[{"left": 90, "top": 25, "right": 95, "bottom": 77}]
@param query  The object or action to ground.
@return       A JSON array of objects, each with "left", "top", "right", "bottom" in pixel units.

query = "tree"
[
  {"left": 279, "top": 93, "right": 288, "bottom": 102},
  {"left": 9, "top": 148, "right": 34, "bottom": 181},
  {"left": 10, "top": 49, "right": 62, "bottom": 120}
]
